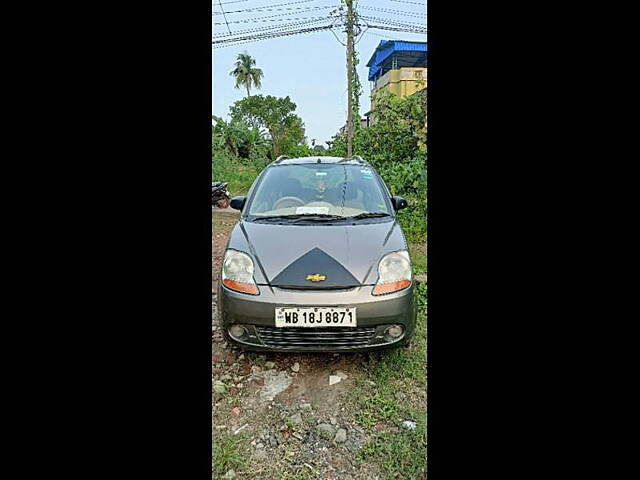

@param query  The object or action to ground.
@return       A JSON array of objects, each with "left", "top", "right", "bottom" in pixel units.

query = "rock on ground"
[
  {"left": 316, "top": 423, "right": 336, "bottom": 440},
  {"left": 288, "top": 412, "right": 303, "bottom": 427},
  {"left": 402, "top": 420, "right": 417, "bottom": 430},
  {"left": 259, "top": 370, "right": 292, "bottom": 402},
  {"left": 335, "top": 428, "right": 347, "bottom": 443}
]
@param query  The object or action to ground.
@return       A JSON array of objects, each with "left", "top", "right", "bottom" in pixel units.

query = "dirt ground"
[{"left": 212, "top": 207, "right": 389, "bottom": 480}]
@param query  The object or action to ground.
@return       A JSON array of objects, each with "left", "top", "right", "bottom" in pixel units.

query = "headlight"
[
  {"left": 372, "top": 250, "right": 412, "bottom": 295},
  {"left": 222, "top": 249, "right": 259, "bottom": 295}
]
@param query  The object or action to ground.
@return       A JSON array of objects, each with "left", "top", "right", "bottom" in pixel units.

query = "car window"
[{"left": 247, "top": 164, "right": 391, "bottom": 217}]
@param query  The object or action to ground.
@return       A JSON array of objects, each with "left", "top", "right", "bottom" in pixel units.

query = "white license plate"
[{"left": 275, "top": 307, "right": 357, "bottom": 328}]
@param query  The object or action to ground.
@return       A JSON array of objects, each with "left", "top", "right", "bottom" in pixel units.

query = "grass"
[
  {"left": 278, "top": 464, "right": 318, "bottom": 480},
  {"left": 397, "top": 196, "right": 426, "bottom": 245},
  {"left": 358, "top": 418, "right": 426, "bottom": 479},
  {"left": 212, "top": 154, "right": 261, "bottom": 197},
  {"left": 409, "top": 243, "right": 427, "bottom": 275},
  {"left": 213, "top": 432, "right": 248, "bottom": 477},
  {"left": 350, "top": 315, "right": 427, "bottom": 478},
  {"left": 348, "top": 257, "right": 427, "bottom": 479}
]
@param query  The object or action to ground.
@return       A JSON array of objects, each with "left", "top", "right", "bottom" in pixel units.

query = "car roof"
[{"left": 272, "top": 156, "right": 370, "bottom": 167}]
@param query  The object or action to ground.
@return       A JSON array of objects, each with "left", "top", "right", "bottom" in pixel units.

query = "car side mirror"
[
  {"left": 391, "top": 196, "right": 408, "bottom": 211},
  {"left": 229, "top": 196, "right": 246, "bottom": 211}
]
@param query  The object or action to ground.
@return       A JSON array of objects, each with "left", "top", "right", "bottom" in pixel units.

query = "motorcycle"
[{"left": 212, "top": 181, "right": 230, "bottom": 209}]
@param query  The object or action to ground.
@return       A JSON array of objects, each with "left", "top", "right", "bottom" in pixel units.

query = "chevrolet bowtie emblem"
[{"left": 306, "top": 274, "right": 326, "bottom": 282}]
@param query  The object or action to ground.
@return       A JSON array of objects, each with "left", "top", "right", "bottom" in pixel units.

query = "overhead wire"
[
  {"left": 359, "top": 5, "right": 426, "bottom": 18},
  {"left": 214, "top": 11, "right": 337, "bottom": 25},
  {"left": 213, "top": 23, "right": 336, "bottom": 48},
  {"left": 217, "top": 0, "right": 232, "bottom": 35},
  {"left": 359, "top": 15, "right": 425, "bottom": 29},
  {"left": 213, "top": 2, "right": 337, "bottom": 15},
  {"left": 386, "top": 0, "right": 425, "bottom": 6},
  {"left": 214, "top": 16, "right": 332, "bottom": 39},
  {"left": 212, "top": 1, "right": 426, "bottom": 48},
  {"left": 363, "top": 23, "right": 426, "bottom": 34},
  {"left": 212, "top": 0, "right": 248, "bottom": 5}
]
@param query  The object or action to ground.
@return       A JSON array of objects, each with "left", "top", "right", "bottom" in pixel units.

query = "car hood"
[{"left": 226, "top": 219, "right": 407, "bottom": 287}]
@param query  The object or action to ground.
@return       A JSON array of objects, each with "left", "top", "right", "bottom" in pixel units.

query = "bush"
[{"left": 327, "top": 89, "right": 427, "bottom": 242}]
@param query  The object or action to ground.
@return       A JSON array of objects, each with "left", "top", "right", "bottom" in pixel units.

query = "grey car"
[{"left": 217, "top": 156, "right": 416, "bottom": 352}]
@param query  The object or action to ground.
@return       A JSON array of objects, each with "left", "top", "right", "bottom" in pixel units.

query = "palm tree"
[{"left": 229, "top": 52, "right": 264, "bottom": 97}]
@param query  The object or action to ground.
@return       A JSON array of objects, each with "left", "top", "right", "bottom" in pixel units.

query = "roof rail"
[
  {"left": 274, "top": 155, "right": 291, "bottom": 164},
  {"left": 339, "top": 155, "right": 369, "bottom": 165}
]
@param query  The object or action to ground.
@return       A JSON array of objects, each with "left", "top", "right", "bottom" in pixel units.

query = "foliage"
[
  {"left": 229, "top": 52, "right": 264, "bottom": 97},
  {"left": 351, "top": 308, "right": 427, "bottom": 478},
  {"left": 211, "top": 150, "right": 260, "bottom": 197},
  {"left": 213, "top": 433, "right": 248, "bottom": 477},
  {"left": 327, "top": 89, "right": 427, "bottom": 242},
  {"left": 229, "top": 95, "right": 306, "bottom": 159},
  {"left": 212, "top": 115, "right": 269, "bottom": 161},
  {"left": 212, "top": 94, "right": 314, "bottom": 194}
]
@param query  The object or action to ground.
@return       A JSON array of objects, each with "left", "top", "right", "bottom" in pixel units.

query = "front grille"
[{"left": 255, "top": 326, "right": 376, "bottom": 348}]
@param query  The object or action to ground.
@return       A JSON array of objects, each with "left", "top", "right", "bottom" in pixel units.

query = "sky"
[{"left": 212, "top": 0, "right": 426, "bottom": 147}]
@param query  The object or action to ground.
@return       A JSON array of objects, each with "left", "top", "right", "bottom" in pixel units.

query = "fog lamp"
[
  {"left": 229, "top": 325, "right": 247, "bottom": 339},
  {"left": 385, "top": 325, "right": 404, "bottom": 339}
]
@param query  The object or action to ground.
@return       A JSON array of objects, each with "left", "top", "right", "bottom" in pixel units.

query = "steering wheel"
[{"left": 273, "top": 196, "right": 305, "bottom": 210}]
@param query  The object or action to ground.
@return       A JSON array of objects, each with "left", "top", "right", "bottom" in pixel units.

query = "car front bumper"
[{"left": 218, "top": 283, "right": 416, "bottom": 352}]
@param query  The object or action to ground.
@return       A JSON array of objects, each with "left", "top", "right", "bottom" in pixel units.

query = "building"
[
  {"left": 363, "top": 40, "right": 427, "bottom": 126},
  {"left": 367, "top": 40, "right": 427, "bottom": 97}
]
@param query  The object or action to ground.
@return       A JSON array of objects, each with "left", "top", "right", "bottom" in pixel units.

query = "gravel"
[{"left": 288, "top": 412, "right": 303, "bottom": 427}]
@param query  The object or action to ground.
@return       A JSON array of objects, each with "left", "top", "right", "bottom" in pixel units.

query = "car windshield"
[{"left": 247, "top": 163, "right": 392, "bottom": 219}]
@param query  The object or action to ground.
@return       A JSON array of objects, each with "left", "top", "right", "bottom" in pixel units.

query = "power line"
[
  {"left": 214, "top": 1, "right": 335, "bottom": 15},
  {"left": 386, "top": 0, "right": 425, "bottom": 6},
  {"left": 214, "top": 15, "right": 334, "bottom": 25},
  {"left": 360, "top": 5, "right": 425, "bottom": 18},
  {"left": 211, "top": 2, "right": 426, "bottom": 49},
  {"left": 217, "top": 0, "right": 232, "bottom": 35},
  {"left": 365, "top": 29, "right": 423, "bottom": 39},
  {"left": 364, "top": 23, "right": 426, "bottom": 34},
  {"left": 213, "top": 6, "right": 336, "bottom": 17},
  {"left": 360, "top": 15, "right": 425, "bottom": 29},
  {"left": 212, "top": 0, "right": 248, "bottom": 5},
  {"left": 213, "top": 23, "right": 335, "bottom": 48},
  {"left": 215, "top": 24, "right": 332, "bottom": 45},
  {"left": 213, "top": 21, "right": 426, "bottom": 49},
  {"left": 214, "top": 17, "right": 332, "bottom": 39}
]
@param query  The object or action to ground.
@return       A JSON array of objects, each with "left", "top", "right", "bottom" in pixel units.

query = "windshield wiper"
[
  {"left": 252, "top": 214, "right": 344, "bottom": 223},
  {"left": 347, "top": 212, "right": 392, "bottom": 220}
]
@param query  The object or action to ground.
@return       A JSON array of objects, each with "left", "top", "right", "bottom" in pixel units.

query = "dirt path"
[{"left": 212, "top": 207, "right": 386, "bottom": 479}]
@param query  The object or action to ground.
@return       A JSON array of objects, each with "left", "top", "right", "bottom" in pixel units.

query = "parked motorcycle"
[{"left": 212, "top": 181, "right": 230, "bottom": 209}]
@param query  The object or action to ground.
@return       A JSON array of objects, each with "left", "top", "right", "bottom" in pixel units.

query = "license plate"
[{"left": 275, "top": 307, "right": 357, "bottom": 328}]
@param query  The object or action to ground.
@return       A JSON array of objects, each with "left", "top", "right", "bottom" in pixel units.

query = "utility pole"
[{"left": 345, "top": 0, "right": 354, "bottom": 157}]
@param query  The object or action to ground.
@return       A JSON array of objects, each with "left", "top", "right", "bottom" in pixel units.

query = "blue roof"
[{"left": 366, "top": 40, "right": 427, "bottom": 81}]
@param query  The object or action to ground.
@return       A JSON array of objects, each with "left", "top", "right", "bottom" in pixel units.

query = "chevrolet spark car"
[{"left": 217, "top": 156, "right": 416, "bottom": 352}]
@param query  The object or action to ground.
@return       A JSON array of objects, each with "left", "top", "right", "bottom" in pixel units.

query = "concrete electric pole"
[{"left": 345, "top": 0, "right": 354, "bottom": 157}]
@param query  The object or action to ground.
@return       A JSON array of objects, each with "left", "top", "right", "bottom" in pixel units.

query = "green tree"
[
  {"left": 327, "top": 89, "right": 426, "bottom": 241},
  {"left": 229, "top": 52, "right": 264, "bottom": 97},
  {"left": 230, "top": 95, "right": 306, "bottom": 158},
  {"left": 212, "top": 115, "right": 269, "bottom": 160}
]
